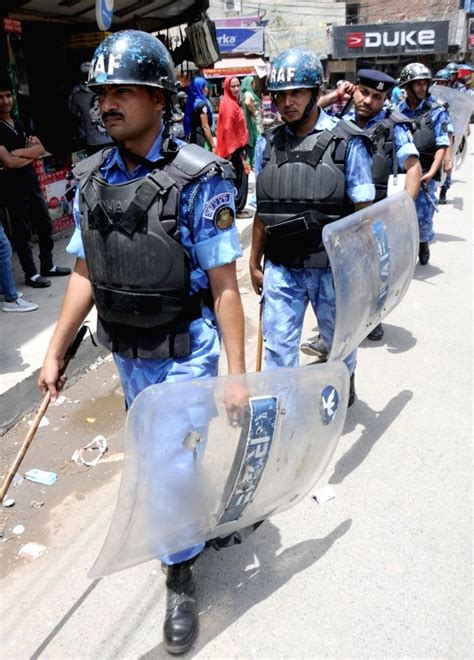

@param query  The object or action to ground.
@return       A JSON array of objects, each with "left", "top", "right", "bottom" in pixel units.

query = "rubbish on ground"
[
  {"left": 12, "top": 473, "right": 23, "bottom": 487},
  {"left": 86, "top": 417, "right": 96, "bottom": 424},
  {"left": 24, "top": 469, "right": 58, "bottom": 486},
  {"left": 53, "top": 395, "right": 67, "bottom": 407},
  {"left": 30, "top": 500, "right": 44, "bottom": 509},
  {"left": 312, "top": 485, "right": 336, "bottom": 504},
  {"left": 28, "top": 416, "right": 49, "bottom": 429},
  {"left": 101, "top": 452, "right": 124, "bottom": 464},
  {"left": 12, "top": 524, "right": 25, "bottom": 534},
  {"left": 3, "top": 498, "right": 15, "bottom": 508},
  {"left": 71, "top": 435, "right": 107, "bottom": 467},
  {"left": 18, "top": 542, "right": 46, "bottom": 560}
]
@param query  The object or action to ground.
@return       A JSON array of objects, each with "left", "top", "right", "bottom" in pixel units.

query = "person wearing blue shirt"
[
  {"left": 399, "top": 63, "right": 450, "bottom": 265},
  {"left": 250, "top": 48, "right": 375, "bottom": 407},
  {"left": 38, "top": 31, "right": 246, "bottom": 656},
  {"left": 308, "top": 69, "right": 420, "bottom": 348}
]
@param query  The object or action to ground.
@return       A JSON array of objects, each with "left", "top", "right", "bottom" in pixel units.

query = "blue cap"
[{"left": 356, "top": 69, "right": 397, "bottom": 92}]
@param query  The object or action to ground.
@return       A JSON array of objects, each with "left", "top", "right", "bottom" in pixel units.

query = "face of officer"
[
  {"left": 229, "top": 77, "right": 240, "bottom": 98},
  {"left": 274, "top": 88, "right": 313, "bottom": 123},
  {"left": 0, "top": 89, "right": 14, "bottom": 117},
  {"left": 434, "top": 80, "right": 449, "bottom": 87},
  {"left": 407, "top": 79, "right": 429, "bottom": 103},
  {"left": 97, "top": 84, "right": 166, "bottom": 144},
  {"left": 353, "top": 83, "right": 386, "bottom": 121}
]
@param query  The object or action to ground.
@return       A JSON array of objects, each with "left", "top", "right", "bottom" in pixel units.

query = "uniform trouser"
[
  {"left": 415, "top": 178, "right": 436, "bottom": 243},
  {"left": 4, "top": 182, "right": 54, "bottom": 278},
  {"left": 442, "top": 172, "right": 452, "bottom": 190},
  {"left": 262, "top": 261, "right": 357, "bottom": 375},
  {"left": 113, "top": 315, "right": 220, "bottom": 565},
  {"left": 0, "top": 222, "right": 18, "bottom": 301},
  {"left": 230, "top": 148, "right": 249, "bottom": 212}
]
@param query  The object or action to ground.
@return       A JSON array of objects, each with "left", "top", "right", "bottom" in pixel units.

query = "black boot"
[
  {"left": 163, "top": 560, "right": 198, "bottom": 655},
  {"left": 438, "top": 186, "right": 447, "bottom": 205},
  {"left": 418, "top": 241, "right": 430, "bottom": 265},
  {"left": 367, "top": 323, "right": 384, "bottom": 341},
  {"left": 348, "top": 373, "right": 356, "bottom": 408}
]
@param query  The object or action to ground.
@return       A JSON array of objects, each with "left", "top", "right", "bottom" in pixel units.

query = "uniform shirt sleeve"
[
  {"left": 432, "top": 108, "right": 450, "bottom": 147},
  {"left": 66, "top": 188, "right": 85, "bottom": 260},
  {"left": 344, "top": 137, "right": 375, "bottom": 204},
  {"left": 181, "top": 173, "right": 242, "bottom": 272},
  {"left": 254, "top": 135, "right": 266, "bottom": 177},
  {"left": 393, "top": 124, "right": 419, "bottom": 171}
]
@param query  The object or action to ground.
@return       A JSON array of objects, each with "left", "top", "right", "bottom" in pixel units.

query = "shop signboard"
[
  {"left": 333, "top": 21, "right": 449, "bottom": 58},
  {"left": 214, "top": 16, "right": 262, "bottom": 28},
  {"left": 216, "top": 27, "right": 264, "bottom": 54}
]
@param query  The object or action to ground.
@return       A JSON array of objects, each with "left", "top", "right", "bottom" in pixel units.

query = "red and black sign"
[{"left": 333, "top": 21, "right": 449, "bottom": 58}]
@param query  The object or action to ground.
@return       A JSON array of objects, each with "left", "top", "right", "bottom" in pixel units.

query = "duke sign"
[{"left": 333, "top": 21, "right": 449, "bottom": 58}]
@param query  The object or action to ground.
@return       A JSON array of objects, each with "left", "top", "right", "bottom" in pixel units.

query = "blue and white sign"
[
  {"left": 216, "top": 27, "right": 264, "bottom": 54},
  {"left": 320, "top": 386, "right": 339, "bottom": 425},
  {"left": 96, "top": 0, "right": 113, "bottom": 31}
]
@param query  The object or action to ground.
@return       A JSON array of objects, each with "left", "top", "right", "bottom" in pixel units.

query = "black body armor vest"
[
  {"left": 256, "top": 121, "right": 370, "bottom": 269},
  {"left": 410, "top": 102, "right": 445, "bottom": 174},
  {"left": 74, "top": 144, "right": 234, "bottom": 359},
  {"left": 368, "top": 110, "right": 415, "bottom": 202}
]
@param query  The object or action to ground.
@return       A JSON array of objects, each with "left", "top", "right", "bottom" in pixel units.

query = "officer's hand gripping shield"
[
  {"left": 428, "top": 84, "right": 474, "bottom": 158},
  {"left": 323, "top": 191, "right": 418, "bottom": 362},
  {"left": 90, "top": 362, "right": 349, "bottom": 578}
]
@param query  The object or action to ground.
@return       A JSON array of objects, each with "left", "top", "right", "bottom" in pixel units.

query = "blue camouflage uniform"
[
  {"left": 67, "top": 127, "right": 242, "bottom": 564},
  {"left": 255, "top": 108, "right": 375, "bottom": 374},
  {"left": 399, "top": 95, "right": 450, "bottom": 241},
  {"left": 345, "top": 108, "right": 419, "bottom": 172}
]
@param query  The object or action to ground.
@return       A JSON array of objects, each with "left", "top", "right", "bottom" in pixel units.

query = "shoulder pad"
[
  {"left": 332, "top": 120, "right": 368, "bottom": 140},
  {"left": 264, "top": 124, "right": 283, "bottom": 142},
  {"left": 171, "top": 144, "right": 234, "bottom": 180},
  {"left": 387, "top": 109, "right": 414, "bottom": 125},
  {"left": 72, "top": 148, "right": 113, "bottom": 180}
]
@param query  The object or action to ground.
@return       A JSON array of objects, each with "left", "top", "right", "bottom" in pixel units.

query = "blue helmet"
[
  {"left": 267, "top": 48, "right": 323, "bottom": 92},
  {"left": 433, "top": 68, "right": 451, "bottom": 82},
  {"left": 87, "top": 30, "right": 177, "bottom": 93},
  {"left": 446, "top": 62, "right": 459, "bottom": 74}
]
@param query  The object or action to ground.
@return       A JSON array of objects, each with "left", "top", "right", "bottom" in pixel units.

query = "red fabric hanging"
[{"left": 216, "top": 76, "right": 248, "bottom": 159}]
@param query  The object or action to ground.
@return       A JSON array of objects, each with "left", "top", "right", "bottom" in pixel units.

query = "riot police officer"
[
  {"left": 399, "top": 63, "right": 451, "bottom": 265},
  {"left": 249, "top": 48, "right": 375, "bottom": 406},
  {"left": 432, "top": 69, "right": 455, "bottom": 205},
  {"left": 313, "top": 69, "right": 421, "bottom": 343},
  {"left": 38, "top": 30, "right": 246, "bottom": 655},
  {"left": 445, "top": 62, "right": 460, "bottom": 89}
]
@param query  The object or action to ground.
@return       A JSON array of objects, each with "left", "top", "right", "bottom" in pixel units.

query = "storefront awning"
[{"left": 203, "top": 57, "right": 267, "bottom": 79}]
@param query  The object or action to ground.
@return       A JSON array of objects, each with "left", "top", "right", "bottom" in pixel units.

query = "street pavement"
[{"left": 0, "top": 138, "right": 472, "bottom": 659}]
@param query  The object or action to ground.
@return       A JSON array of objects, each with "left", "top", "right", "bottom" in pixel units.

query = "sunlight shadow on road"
[
  {"left": 139, "top": 519, "right": 352, "bottom": 659},
  {"left": 329, "top": 390, "right": 413, "bottom": 485}
]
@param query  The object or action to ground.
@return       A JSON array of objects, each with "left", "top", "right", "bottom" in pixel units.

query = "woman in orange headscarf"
[{"left": 216, "top": 76, "right": 249, "bottom": 216}]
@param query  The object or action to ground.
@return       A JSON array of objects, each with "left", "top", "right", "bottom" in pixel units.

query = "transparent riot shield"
[
  {"left": 323, "top": 191, "right": 418, "bottom": 362},
  {"left": 90, "top": 361, "right": 349, "bottom": 578},
  {"left": 428, "top": 84, "right": 474, "bottom": 158}
]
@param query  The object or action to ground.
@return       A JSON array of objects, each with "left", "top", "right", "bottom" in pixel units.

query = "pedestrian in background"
[
  {"left": 0, "top": 201, "right": 38, "bottom": 313},
  {"left": 67, "top": 62, "right": 113, "bottom": 156},
  {"left": 0, "top": 78, "right": 71, "bottom": 288},
  {"left": 216, "top": 76, "right": 249, "bottom": 216},
  {"left": 183, "top": 76, "right": 215, "bottom": 150},
  {"left": 240, "top": 75, "right": 261, "bottom": 168}
]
